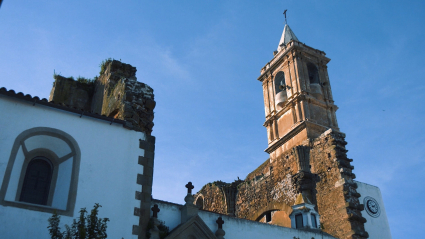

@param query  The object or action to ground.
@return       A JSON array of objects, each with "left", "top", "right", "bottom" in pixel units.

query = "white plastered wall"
[
  {"left": 0, "top": 95, "right": 145, "bottom": 239},
  {"left": 152, "top": 200, "right": 336, "bottom": 239},
  {"left": 355, "top": 181, "right": 392, "bottom": 239}
]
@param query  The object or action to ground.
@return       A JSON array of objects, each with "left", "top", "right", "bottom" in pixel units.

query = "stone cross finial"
[
  {"left": 216, "top": 217, "right": 224, "bottom": 229},
  {"left": 151, "top": 204, "right": 160, "bottom": 218},
  {"left": 185, "top": 182, "right": 194, "bottom": 194}
]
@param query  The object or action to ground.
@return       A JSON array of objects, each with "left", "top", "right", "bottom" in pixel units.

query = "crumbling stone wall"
[
  {"left": 235, "top": 147, "right": 303, "bottom": 221},
  {"left": 92, "top": 60, "right": 155, "bottom": 134},
  {"left": 195, "top": 182, "right": 227, "bottom": 214},
  {"left": 197, "top": 129, "right": 368, "bottom": 239},
  {"left": 49, "top": 60, "right": 155, "bottom": 135},
  {"left": 49, "top": 75, "right": 94, "bottom": 111},
  {"left": 310, "top": 130, "right": 367, "bottom": 239}
]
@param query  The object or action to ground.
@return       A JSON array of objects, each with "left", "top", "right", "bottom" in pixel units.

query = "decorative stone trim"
[
  {"left": 0, "top": 127, "right": 81, "bottom": 217},
  {"left": 133, "top": 135, "right": 156, "bottom": 239}
]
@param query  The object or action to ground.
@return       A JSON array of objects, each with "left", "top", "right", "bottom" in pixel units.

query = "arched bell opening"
[
  {"left": 307, "top": 63, "right": 323, "bottom": 100},
  {"left": 274, "top": 71, "right": 287, "bottom": 110}
]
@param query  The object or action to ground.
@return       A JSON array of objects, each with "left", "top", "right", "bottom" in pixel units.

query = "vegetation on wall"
[
  {"left": 99, "top": 58, "right": 113, "bottom": 75},
  {"left": 145, "top": 218, "right": 169, "bottom": 239},
  {"left": 48, "top": 203, "right": 110, "bottom": 239}
]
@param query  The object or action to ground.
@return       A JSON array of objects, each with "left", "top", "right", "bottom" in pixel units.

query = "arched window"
[
  {"left": 0, "top": 127, "right": 81, "bottom": 216},
  {"left": 274, "top": 71, "right": 287, "bottom": 109},
  {"left": 307, "top": 63, "right": 320, "bottom": 84},
  {"left": 19, "top": 157, "right": 53, "bottom": 205},
  {"left": 274, "top": 71, "right": 286, "bottom": 94},
  {"left": 195, "top": 196, "right": 204, "bottom": 209}
]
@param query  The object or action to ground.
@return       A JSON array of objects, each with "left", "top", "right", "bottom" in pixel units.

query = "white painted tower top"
[{"left": 277, "top": 24, "right": 299, "bottom": 52}]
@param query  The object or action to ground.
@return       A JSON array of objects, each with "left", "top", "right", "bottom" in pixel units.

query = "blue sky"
[{"left": 1, "top": 1, "right": 424, "bottom": 238}]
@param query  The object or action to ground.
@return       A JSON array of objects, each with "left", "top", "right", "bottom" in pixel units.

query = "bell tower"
[
  {"left": 258, "top": 23, "right": 339, "bottom": 156},
  {"left": 256, "top": 20, "right": 369, "bottom": 239}
]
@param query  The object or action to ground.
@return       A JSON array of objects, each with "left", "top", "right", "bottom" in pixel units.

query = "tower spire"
[{"left": 277, "top": 10, "right": 299, "bottom": 52}]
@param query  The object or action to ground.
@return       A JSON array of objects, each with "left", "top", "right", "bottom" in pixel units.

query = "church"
[{"left": 0, "top": 20, "right": 391, "bottom": 239}]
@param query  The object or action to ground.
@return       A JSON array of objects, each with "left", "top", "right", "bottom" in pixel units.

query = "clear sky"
[{"left": 1, "top": 1, "right": 424, "bottom": 238}]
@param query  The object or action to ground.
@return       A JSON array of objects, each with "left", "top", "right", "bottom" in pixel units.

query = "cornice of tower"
[
  {"left": 264, "top": 120, "right": 342, "bottom": 154},
  {"left": 263, "top": 92, "right": 339, "bottom": 124}
]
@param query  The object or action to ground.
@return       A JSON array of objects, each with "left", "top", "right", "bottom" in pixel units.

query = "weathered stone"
[
  {"left": 49, "top": 75, "right": 94, "bottom": 111},
  {"left": 49, "top": 59, "right": 156, "bottom": 135}
]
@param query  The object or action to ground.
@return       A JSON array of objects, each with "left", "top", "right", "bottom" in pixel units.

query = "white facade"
[
  {"left": 356, "top": 181, "right": 392, "bottom": 239},
  {"left": 0, "top": 94, "right": 146, "bottom": 239},
  {"left": 152, "top": 200, "right": 336, "bottom": 239}
]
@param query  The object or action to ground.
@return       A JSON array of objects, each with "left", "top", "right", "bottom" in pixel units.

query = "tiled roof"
[{"left": 0, "top": 87, "right": 127, "bottom": 126}]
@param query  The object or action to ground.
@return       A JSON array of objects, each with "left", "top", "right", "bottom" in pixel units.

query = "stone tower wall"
[
  {"left": 197, "top": 129, "right": 368, "bottom": 239},
  {"left": 310, "top": 130, "right": 368, "bottom": 239}
]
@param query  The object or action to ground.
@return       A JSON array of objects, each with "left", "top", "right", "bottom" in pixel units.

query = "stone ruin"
[{"left": 49, "top": 59, "right": 155, "bottom": 135}]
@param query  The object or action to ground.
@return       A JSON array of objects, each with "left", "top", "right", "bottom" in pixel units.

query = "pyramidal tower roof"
[
  {"left": 277, "top": 24, "right": 299, "bottom": 52},
  {"left": 294, "top": 193, "right": 312, "bottom": 205}
]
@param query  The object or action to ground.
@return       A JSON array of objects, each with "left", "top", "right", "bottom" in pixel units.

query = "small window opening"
[
  {"left": 311, "top": 214, "right": 317, "bottom": 228},
  {"left": 295, "top": 214, "right": 303, "bottom": 228},
  {"left": 108, "top": 109, "right": 119, "bottom": 118},
  {"left": 266, "top": 211, "right": 272, "bottom": 223},
  {"left": 19, "top": 157, "right": 53, "bottom": 205}
]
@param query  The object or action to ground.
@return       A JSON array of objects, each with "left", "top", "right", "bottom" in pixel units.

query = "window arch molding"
[
  {"left": 195, "top": 195, "right": 204, "bottom": 209},
  {"left": 0, "top": 127, "right": 81, "bottom": 216}
]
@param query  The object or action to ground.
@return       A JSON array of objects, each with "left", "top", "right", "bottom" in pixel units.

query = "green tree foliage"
[{"left": 48, "top": 203, "right": 110, "bottom": 239}]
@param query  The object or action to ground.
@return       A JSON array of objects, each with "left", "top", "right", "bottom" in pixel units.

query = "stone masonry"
[
  {"left": 50, "top": 59, "right": 156, "bottom": 135},
  {"left": 196, "top": 130, "right": 367, "bottom": 239}
]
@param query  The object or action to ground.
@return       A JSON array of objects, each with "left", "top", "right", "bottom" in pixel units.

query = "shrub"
[{"left": 47, "top": 203, "right": 110, "bottom": 239}]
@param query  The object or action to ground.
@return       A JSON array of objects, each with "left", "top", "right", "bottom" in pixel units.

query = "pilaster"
[{"left": 134, "top": 135, "right": 156, "bottom": 239}]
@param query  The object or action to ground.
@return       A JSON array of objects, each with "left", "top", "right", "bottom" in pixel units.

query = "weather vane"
[{"left": 283, "top": 9, "right": 287, "bottom": 24}]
